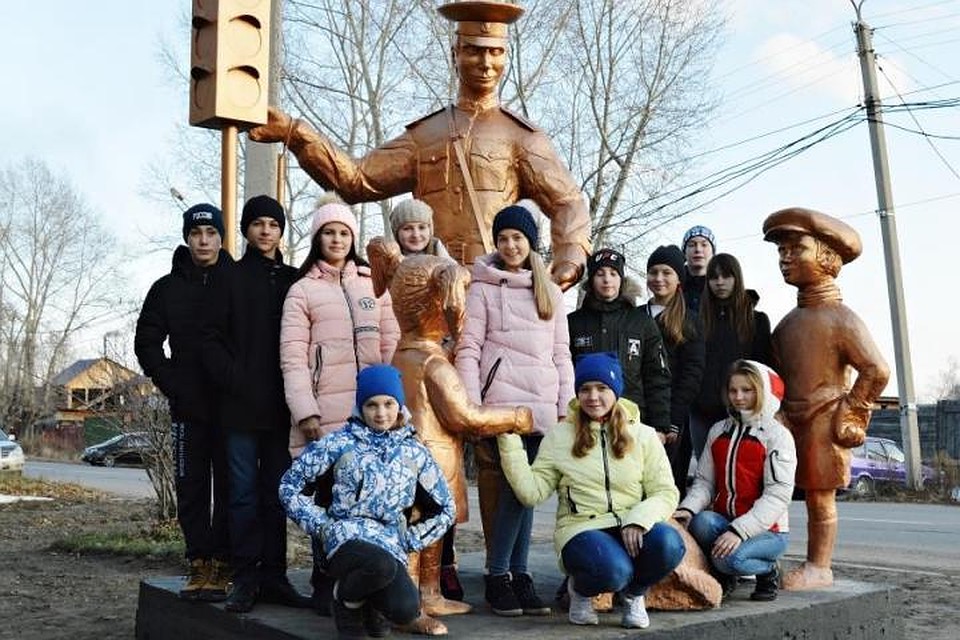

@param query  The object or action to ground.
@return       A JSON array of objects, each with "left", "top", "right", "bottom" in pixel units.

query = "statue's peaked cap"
[{"left": 763, "top": 207, "right": 862, "bottom": 264}]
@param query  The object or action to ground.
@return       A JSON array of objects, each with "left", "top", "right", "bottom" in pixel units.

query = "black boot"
[
  {"left": 261, "top": 575, "right": 312, "bottom": 608},
  {"left": 332, "top": 598, "right": 367, "bottom": 640},
  {"left": 751, "top": 563, "right": 780, "bottom": 602},
  {"left": 511, "top": 573, "right": 551, "bottom": 615},
  {"left": 311, "top": 565, "right": 334, "bottom": 617},
  {"left": 484, "top": 573, "right": 522, "bottom": 616},
  {"left": 224, "top": 579, "right": 259, "bottom": 613},
  {"left": 363, "top": 602, "right": 392, "bottom": 638}
]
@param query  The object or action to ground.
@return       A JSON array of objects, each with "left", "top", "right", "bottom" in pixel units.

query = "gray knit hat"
[{"left": 390, "top": 199, "right": 434, "bottom": 236}]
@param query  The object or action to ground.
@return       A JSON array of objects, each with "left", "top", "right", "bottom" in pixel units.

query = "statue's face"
[
  {"left": 454, "top": 42, "right": 506, "bottom": 94},
  {"left": 776, "top": 232, "right": 825, "bottom": 287}
]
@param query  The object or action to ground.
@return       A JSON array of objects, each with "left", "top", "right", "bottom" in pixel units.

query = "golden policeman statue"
[{"left": 248, "top": 1, "right": 592, "bottom": 290}]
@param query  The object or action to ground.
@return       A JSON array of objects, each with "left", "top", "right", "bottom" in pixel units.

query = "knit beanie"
[
  {"left": 574, "top": 352, "right": 624, "bottom": 399},
  {"left": 492, "top": 202, "right": 539, "bottom": 249},
  {"left": 587, "top": 248, "right": 626, "bottom": 281},
  {"left": 390, "top": 199, "right": 434, "bottom": 236},
  {"left": 310, "top": 197, "right": 359, "bottom": 241},
  {"left": 647, "top": 245, "right": 686, "bottom": 279},
  {"left": 682, "top": 225, "right": 716, "bottom": 253},
  {"left": 182, "top": 203, "right": 224, "bottom": 241},
  {"left": 241, "top": 195, "right": 286, "bottom": 238},
  {"left": 356, "top": 365, "right": 406, "bottom": 409}
]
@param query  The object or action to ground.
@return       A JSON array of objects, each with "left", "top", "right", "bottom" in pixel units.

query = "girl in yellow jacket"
[{"left": 497, "top": 352, "right": 683, "bottom": 629}]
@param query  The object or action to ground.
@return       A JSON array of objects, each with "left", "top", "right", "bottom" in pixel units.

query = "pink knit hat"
[{"left": 310, "top": 200, "right": 359, "bottom": 240}]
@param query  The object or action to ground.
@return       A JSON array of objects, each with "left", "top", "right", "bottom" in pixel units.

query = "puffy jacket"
[
  {"left": 694, "top": 292, "right": 772, "bottom": 424},
  {"left": 279, "top": 418, "right": 455, "bottom": 565},
  {"left": 455, "top": 253, "right": 574, "bottom": 433},
  {"left": 202, "top": 247, "right": 297, "bottom": 432},
  {"left": 679, "top": 361, "right": 797, "bottom": 539},
  {"left": 280, "top": 259, "right": 400, "bottom": 455},
  {"left": 135, "top": 246, "right": 232, "bottom": 424},
  {"left": 568, "top": 290, "right": 671, "bottom": 431},
  {"left": 498, "top": 398, "right": 679, "bottom": 560}
]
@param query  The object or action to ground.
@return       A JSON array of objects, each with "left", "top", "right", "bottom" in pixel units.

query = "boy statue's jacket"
[{"left": 279, "top": 418, "right": 455, "bottom": 564}]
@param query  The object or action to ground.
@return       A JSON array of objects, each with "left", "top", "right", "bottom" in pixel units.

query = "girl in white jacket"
[{"left": 673, "top": 359, "right": 796, "bottom": 602}]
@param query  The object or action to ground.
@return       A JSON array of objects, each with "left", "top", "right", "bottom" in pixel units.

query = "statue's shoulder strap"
[
  {"left": 499, "top": 106, "right": 539, "bottom": 132},
  {"left": 405, "top": 106, "right": 447, "bottom": 131}
]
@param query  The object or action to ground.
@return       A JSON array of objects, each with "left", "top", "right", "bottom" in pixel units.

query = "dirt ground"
[{"left": 1, "top": 492, "right": 957, "bottom": 640}]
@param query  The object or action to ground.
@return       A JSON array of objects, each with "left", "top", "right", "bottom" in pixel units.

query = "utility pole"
[{"left": 851, "top": 1, "right": 923, "bottom": 489}]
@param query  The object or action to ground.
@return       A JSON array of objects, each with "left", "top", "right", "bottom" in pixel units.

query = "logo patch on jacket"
[
  {"left": 573, "top": 335, "right": 593, "bottom": 349},
  {"left": 357, "top": 297, "right": 376, "bottom": 310},
  {"left": 628, "top": 338, "right": 641, "bottom": 359}
]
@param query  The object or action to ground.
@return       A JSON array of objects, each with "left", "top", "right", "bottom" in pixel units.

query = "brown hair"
[
  {"left": 701, "top": 254, "right": 755, "bottom": 345},
  {"left": 656, "top": 288, "right": 687, "bottom": 345},
  {"left": 571, "top": 402, "right": 634, "bottom": 459}
]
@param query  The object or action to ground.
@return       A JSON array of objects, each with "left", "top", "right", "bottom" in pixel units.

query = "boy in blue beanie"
[{"left": 280, "top": 365, "right": 456, "bottom": 638}]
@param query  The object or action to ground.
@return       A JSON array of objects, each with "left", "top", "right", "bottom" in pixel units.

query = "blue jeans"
[
  {"left": 688, "top": 510, "right": 788, "bottom": 576},
  {"left": 486, "top": 435, "right": 541, "bottom": 576},
  {"left": 561, "top": 523, "right": 685, "bottom": 597},
  {"left": 227, "top": 429, "right": 292, "bottom": 583}
]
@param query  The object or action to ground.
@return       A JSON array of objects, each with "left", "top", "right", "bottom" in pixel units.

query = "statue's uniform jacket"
[{"left": 289, "top": 105, "right": 592, "bottom": 267}]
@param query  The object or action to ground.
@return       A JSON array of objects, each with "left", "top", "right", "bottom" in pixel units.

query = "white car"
[{"left": 0, "top": 428, "right": 25, "bottom": 473}]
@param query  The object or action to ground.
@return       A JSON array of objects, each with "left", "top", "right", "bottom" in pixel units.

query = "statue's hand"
[
  {"left": 832, "top": 397, "right": 868, "bottom": 448},
  {"left": 549, "top": 260, "right": 582, "bottom": 292},
  {"left": 514, "top": 406, "right": 534, "bottom": 434},
  {"left": 248, "top": 106, "right": 294, "bottom": 143}
]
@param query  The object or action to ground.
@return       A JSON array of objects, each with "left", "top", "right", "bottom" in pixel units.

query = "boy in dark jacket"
[
  {"left": 134, "top": 203, "right": 231, "bottom": 601},
  {"left": 202, "top": 195, "right": 307, "bottom": 613}
]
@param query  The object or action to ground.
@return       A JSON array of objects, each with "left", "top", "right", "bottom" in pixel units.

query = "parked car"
[
  {"left": 0, "top": 428, "right": 25, "bottom": 474},
  {"left": 81, "top": 432, "right": 154, "bottom": 467},
  {"left": 847, "top": 436, "right": 936, "bottom": 495}
]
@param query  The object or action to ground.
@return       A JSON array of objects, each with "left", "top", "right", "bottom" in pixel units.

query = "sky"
[{"left": 2, "top": 1, "right": 958, "bottom": 400}]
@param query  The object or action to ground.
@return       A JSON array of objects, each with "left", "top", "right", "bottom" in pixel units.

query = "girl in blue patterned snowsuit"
[{"left": 280, "top": 365, "right": 455, "bottom": 638}]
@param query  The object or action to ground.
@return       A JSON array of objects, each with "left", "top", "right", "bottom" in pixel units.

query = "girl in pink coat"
[
  {"left": 280, "top": 194, "right": 400, "bottom": 458},
  {"left": 455, "top": 200, "right": 574, "bottom": 617}
]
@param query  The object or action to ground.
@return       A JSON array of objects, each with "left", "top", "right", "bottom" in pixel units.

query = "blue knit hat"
[
  {"left": 356, "top": 365, "right": 406, "bottom": 409},
  {"left": 492, "top": 204, "right": 539, "bottom": 250},
  {"left": 682, "top": 225, "right": 716, "bottom": 253},
  {"left": 182, "top": 203, "right": 224, "bottom": 241},
  {"left": 574, "top": 352, "right": 624, "bottom": 398}
]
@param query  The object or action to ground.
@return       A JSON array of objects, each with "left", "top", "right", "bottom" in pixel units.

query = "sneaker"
[
  {"left": 363, "top": 602, "right": 392, "bottom": 638},
  {"left": 261, "top": 576, "right": 312, "bottom": 608},
  {"left": 224, "top": 580, "right": 258, "bottom": 613},
  {"left": 440, "top": 564, "right": 465, "bottom": 601},
  {"left": 751, "top": 563, "right": 780, "bottom": 602},
  {"left": 179, "top": 558, "right": 210, "bottom": 601},
  {"left": 511, "top": 572, "right": 551, "bottom": 615},
  {"left": 200, "top": 559, "right": 230, "bottom": 602},
  {"left": 483, "top": 573, "right": 523, "bottom": 616},
  {"left": 567, "top": 579, "right": 598, "bottom": 626},
  {"left": 332, "top": 598, "right": 367, "bottom": 640},
  {"left": 621, "top": 593, "right": 650, "bottom": 629}
]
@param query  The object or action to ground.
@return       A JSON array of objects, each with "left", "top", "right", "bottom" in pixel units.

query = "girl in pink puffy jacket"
[
  {"left": 280, "top": 194, "right": 400, "bottom": 458},
  {"left": 455, "top": 200, "right": 574, "bottom": 617}
]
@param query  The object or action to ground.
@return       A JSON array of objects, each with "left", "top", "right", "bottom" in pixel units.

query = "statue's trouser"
[
  {"left": 403, "top": 540, "right": 472, "bottom": 636},
  {"left": 474, "top": 438, "right": 502, "bottom": 556},
  {"left": 805, "top": 489, "right": 838, "bottom": 568}
]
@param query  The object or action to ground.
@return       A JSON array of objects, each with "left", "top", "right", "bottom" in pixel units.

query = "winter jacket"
[
  {"left": 678, "top": 361, "right": 796, "bottom": 539},
  {"left": 201, "top": 247, "right": 297, "bottom": 432},
  {"left": 135, "top": 245, "right": 232, "bottom": 424},
  {"left": 683, "top": 268, "right": 707, "bottom": 315},
  {"left": 455, "top": 253, "right": 574, "bottom": 434},
  {"left": 498, "top": 397, "right": 679, "bottom": 560},
  {"left": 279, "top": 418, "right": 455, "bottom": 565},
  {"left": 568, "top": 290, "right": 671, "bottom": 431},
  {"left": 280, "top": 259, "right": 400, "bottom": 454},
  {"left": 640, "top": 305, "right": 706, "bottom": 430},
  {"left": 694, "top": 293, "right": 773, "bottom": 424}
]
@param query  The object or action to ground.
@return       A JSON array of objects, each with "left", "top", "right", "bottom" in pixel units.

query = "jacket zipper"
[
  {"left": 481, "top": 357, "right": 502, "bottom": 401},
  {"left": 566, "top": 487, "right": 578, "bottom": 514},
  {"left": 769, "top": 448, "right": 780, "bottom": 484},
  {"left": 725, "top": 421, "right": 745, "bottom": 516},
  {"left": 599, "top": 428, "right": 621, "bottom": 528},
  {"left": 311, "top": 344, "right": 323, "bottom": 398},
  {"left": 340, "top": 270, "right": 361, "bottom": 373},
  {"left": 499, "top": 278, "right": 508, "bottom": 332}
]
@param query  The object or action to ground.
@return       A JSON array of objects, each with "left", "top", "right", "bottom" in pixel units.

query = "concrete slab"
[{"left": 135, "top": 545, "right": 904, "bottom": 640}]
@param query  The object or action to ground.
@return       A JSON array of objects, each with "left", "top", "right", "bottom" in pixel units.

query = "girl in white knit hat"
[{"left": 390, "top": 199, "right": 450, "bottom": 259}]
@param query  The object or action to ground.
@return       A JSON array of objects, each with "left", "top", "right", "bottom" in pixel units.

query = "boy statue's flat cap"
[
  {"left": 762, "top": 207, "right": 862, "bottom": 264},
  {"left": 439, "top": 2, "right": 524, "bottom": 46}
]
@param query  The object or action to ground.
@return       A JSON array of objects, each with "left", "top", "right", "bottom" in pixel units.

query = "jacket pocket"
[
  {"left": 566, "top": 486, "right": 579, "bottom": 514},
  {"left": 418, "top": 142, "right": 450, "bottom": 195},
  {"left": 311, "top": 344, "right": 323, "bottom": 398},
  {"left": 480, "top": 357, "right": 503, "bottom": 402}
]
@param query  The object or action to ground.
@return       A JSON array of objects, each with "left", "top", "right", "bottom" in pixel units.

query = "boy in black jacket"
[
  {"left": 134, "top": 203, "right": 231, "bottom": 601},
  {"left": 202, "top": 195, "right": 308, "bottom": 613}
]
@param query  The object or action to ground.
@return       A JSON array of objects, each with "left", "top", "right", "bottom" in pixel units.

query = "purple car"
[{"left": 847, "top": 436, "right": 936, "bottom": 495}]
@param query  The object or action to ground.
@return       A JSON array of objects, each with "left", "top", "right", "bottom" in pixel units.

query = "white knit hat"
[{"left": 390, "top": 199, "right": 434, "bottom": 236}]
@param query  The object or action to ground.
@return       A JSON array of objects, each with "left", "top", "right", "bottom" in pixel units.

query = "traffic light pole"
[
  {"left": 222, "top": 125, "right": 239, "bottom": 257},
  {"left": 852, "top": 6, "right": 923, "bottom": 489}
]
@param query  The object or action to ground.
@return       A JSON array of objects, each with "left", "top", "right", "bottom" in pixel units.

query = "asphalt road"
[{"left": 23, "top": 460, "right": 960, "bottom": 574}]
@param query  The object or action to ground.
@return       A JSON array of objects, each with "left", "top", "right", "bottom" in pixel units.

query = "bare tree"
[{"left": 0, "top": 158, "right": 124, "bottom": 432}]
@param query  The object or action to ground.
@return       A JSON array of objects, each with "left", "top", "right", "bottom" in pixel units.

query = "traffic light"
[{"left": 190, "top": 0, "right": 271, "bottom": 129}]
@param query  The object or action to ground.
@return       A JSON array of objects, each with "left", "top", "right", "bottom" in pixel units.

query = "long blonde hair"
[
  {"left": 572, "top": 402, "right": 634, "bottom": 459},
  {"left": 494, "top": 249, "right": 554, "bottom": 320},
  {"left": 657, "top": 290, "right": 688, "bottom": 346}
]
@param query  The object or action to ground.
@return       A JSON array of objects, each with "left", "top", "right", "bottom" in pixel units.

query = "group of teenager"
[{"left": 134, "top": 194, "right": 797, "bottom": 637}]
